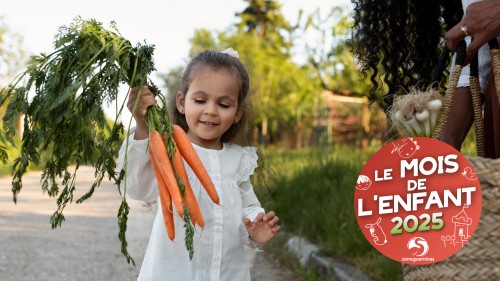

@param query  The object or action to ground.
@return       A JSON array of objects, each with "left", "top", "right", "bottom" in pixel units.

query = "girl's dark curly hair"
[{"left": 350, "top": 0, "right": 463, "bottom": 112}]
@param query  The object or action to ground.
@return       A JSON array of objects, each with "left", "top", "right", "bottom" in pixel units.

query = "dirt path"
[{"left": 0, "top": 166, "right": 295, "bottom": 281}]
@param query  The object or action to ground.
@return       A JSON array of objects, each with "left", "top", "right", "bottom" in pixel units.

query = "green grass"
[{"left": 254, "top": 144, "right": 401, "bottom": 281}]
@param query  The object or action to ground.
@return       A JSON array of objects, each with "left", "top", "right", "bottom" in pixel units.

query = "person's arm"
[
  {"left": 115, "top": 86, "right": 159, "bottom": 201},
  {"left": 127, "top": 86, "right": 157, "bottom": 140},
  {"left": 240, "top": 180, "right": 265, "bottom": 222},
  {"left": 445, "top": 0, "right": 500, "bottom": 64},
  {"left": 117, "top": 129, "right": 159, "bottom": 201},
  {"left": 244, "top": 210, "right": 281, "bottom": 245},
  {"left": 440, "top": 87, "right": 474, "bottom": 151},
  {"left": 239, "top": 180, "right": 281, "bottom": 244}
]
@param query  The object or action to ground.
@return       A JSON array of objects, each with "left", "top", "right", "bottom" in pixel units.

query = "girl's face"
[{"left": 176, "top": 66, "right": 243, "bottom": 150}]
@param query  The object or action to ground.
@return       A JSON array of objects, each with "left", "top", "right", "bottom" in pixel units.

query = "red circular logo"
[{"left": 354, "top": 137, "right": 482, "bottom": 265}]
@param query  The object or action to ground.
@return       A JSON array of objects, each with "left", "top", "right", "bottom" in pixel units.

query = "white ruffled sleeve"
[
  {"left": 237, "top": 147, "right": 266, "bottom": 249},
  {"left": 238, "top": 146, "right": 264, "bottom": 222},
  {"left": 237, "top": 147, "right": 258, "bottom": 185},
  {"left": 117, "top": 128, "right": 159, "bottom": 202}
]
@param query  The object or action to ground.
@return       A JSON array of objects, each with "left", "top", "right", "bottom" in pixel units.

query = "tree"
[
  {"left": 160, "top": 65, "right": 184, "bottom": 97},
  {"left": 231, "top": 0, "right": 319, "bottom": 145},
  {"left": 161, "top": 3, "right": 391, "bottom": 147},
  {"left": 188, "top": 29, "right": 218, "bottom": 59},
  {"left": 159, "top": 28, "right": 217, "bottom": 98},
  {"left": 235, "top": 0, "right": 292, "bottom": 54},
  {"left": 302, "top": 7, "right": 375, "bottom": 98}
]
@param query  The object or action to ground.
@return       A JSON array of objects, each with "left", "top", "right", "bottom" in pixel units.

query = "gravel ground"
[{"left": 0, "top": 166, "right": 296, "bottom": 281}]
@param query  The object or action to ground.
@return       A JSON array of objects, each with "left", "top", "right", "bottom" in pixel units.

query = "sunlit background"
[{"left": 1, "top": 0, "right": 359, "bottom": 127}]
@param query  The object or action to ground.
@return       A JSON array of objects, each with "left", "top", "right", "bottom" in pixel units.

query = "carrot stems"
[{"left": 0, "top": 17, "right": 217, "bottom": 264}]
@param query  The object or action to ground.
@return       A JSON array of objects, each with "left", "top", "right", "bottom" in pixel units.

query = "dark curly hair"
[
  {"left": 169, "top": 50, "right": 250, "bottom": 143},
  {"left": 351, "top": 0, "right": 463, "bottom": 112}
]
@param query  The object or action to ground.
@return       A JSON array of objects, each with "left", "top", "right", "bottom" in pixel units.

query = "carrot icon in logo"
[
  {"left": 365, "top": 218, "right": 387, "bottom": 245},
  {"left": 407, "top": 237, "right": 429, "bottom": 257}
]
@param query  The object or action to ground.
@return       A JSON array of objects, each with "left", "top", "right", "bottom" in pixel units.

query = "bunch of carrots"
[
  {"left": 144, "top": 97, "right": 219, "bottom": 259},
  {"left": 0, "top": 18, "right": 218, "bottom": 263}
]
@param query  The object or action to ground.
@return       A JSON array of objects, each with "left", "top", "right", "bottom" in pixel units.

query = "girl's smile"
[{"left": 200, "top": 121, "right": 219, "bottom": 127}]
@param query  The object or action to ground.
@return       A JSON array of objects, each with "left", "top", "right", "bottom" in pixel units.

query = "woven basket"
[{"left": 402, "top": 156, "right": 500, "bottom": 281}]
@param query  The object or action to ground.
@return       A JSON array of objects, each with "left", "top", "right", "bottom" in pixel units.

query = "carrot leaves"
[{"left": 0, "top": 17, "right": 159, "bottom": 264}]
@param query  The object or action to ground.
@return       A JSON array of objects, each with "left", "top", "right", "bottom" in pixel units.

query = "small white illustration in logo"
[
  {"left": 365, "top": 218, "right": 387, "bottom": 245},
  {"left": 407, "top": 237, "right": 429, "bottom": 257},
  {"left": 391, "top": 137, "right": 420, "bottom": 159},
  {"left": 461, "top": 167, "right": 478, "bottom": 180},
  {"left": 356, "top": 175, "right": 372, "bottom": 190},
  {"left": 441, "top": 205, "right": 472, "bottom": 247}
]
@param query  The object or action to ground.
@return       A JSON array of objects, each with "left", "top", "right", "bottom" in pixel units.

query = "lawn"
[{"left": 253, "top": 144, "right": 403, "bottom": 281}]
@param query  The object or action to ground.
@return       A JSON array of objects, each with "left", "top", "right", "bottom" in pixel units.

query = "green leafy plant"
[{"left": 0, "top": 17, "right": 183, "bottom": 264}]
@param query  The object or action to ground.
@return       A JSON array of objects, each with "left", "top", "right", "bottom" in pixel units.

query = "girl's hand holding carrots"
[
  {"left": 127, "top": 86, "right": 157, "bottom": 140},
  {"left": 244, "top": 211, "right": 281, "bottom": 245}
]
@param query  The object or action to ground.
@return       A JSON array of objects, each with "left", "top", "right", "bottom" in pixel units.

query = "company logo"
[
  {"left": 354, "top": 137, "right": 482, "bottom": 265},
  {"left": 407, "top": 237, "right": 429, "bottom": 256}
]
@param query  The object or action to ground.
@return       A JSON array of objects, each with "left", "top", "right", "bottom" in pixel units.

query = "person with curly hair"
[{"left": 351, "top": 0, "right": 500, "bottom": 158}]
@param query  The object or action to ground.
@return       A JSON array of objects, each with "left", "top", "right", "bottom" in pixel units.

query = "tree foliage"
[
  {"left": 301, "top": 7, "right": 374, "bottom": 97},
  {"left": 235, "top": 0, "right": 292, "bottom": 53},
  {"left": 161, "top": 2, "right": 379, "bottom": 146},
  {"left": 220, "top": 30, "right": 319, "bottom": 143},
  {"left": 188, "top": 29, "right": 218, "bottom": 59}
]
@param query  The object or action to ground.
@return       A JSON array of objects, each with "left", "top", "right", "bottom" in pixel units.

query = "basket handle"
[
  {"left": 432, "top": 41, "right": 467, "bottom": 139},
  {"left": 469, "top": 41, "right": 485, "bottom": 157}
]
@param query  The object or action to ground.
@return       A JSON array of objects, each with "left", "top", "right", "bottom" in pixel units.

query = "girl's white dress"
[{"left": 118, "top": 133, "right": 264, "bottom": 281}]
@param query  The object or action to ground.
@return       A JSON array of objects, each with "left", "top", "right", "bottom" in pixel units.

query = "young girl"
[{"left": 118, "top": 49, "right": 281, "bottom": 281}]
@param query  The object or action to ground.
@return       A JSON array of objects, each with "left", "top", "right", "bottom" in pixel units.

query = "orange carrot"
[
  {"left": 148, "top": 149, "right": 175, "bottom": 240},
  {"left": 149, "top": 130, "right": 184, "bottom": 217},
  {"left": 172, "top": 125, "right": 220, "bottom": 205},
  {"left": 172, "top": 148, "right": 205, "bottom": 228}
]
